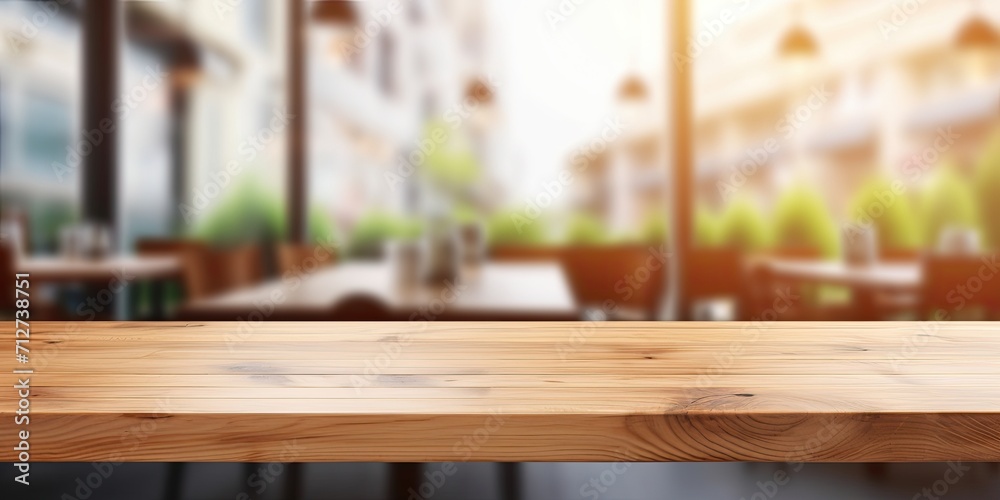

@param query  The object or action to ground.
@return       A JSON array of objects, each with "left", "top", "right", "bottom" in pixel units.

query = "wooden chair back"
[
  {"left": 492, "top": 245, "right": 667, "bottom": 319},
  {"left": 921, "top": 254, "right": 1000, "bottom": 319},
  {"left": 137, "top": 239, "right": 208, "bottom": 300},
  {"left": 226, "top": 245, "right": 264, "bottom": 289},
  {"left": 687, "top": 248, "right": 748, "bottom": 320},
  {"left": 138, "top": 240, "right": 265, "bottom": 301},
  {"left": 0, "top": 241, "right": 13, "bottom": 288},
  {"left": 560, "top": 245, "right": 667, "bottom": 319},
  {"left": 276, "top": 244, "right": 338, "bottom": 276}
]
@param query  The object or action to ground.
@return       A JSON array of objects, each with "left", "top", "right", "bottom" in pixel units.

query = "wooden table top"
[
  {"left": 764, "top": 258, "right": 921, "bottom": 291},
  {"left": 3, "top": 321, "right": 1000, "bottom": 462},
  {"left": 182, "top": 262, "right": 578, "bottom": 320},
  {"left": 16, "top": 255, "right": 183, "bottom": 282}
]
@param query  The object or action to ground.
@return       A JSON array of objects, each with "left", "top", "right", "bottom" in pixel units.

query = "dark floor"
[{"left": 6, "top": 463, "right": 1000, "bottom": 500}]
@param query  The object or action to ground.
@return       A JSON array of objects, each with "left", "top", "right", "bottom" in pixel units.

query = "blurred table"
[
  {"left": 180, "top": 262, "right": 578, "bottom": 321},
  {"left": 761, "top": 258, "right": 922, "bottom": 319},
  {"left": 6, "top": 321, "right": 1000, "bottom": 463},
  {"left": 16, "top": 255, "right": 183, "bottom": 283},
  {"left": 762, "top": 259, "right": 921, "bottom": 291},
  {"left": 16, "top": 256, "right": 183, "bottom": 320}
]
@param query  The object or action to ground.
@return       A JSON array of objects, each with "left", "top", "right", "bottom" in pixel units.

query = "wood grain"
[{"left": 2, "top": 321, "right": 999, "bottom": 462}]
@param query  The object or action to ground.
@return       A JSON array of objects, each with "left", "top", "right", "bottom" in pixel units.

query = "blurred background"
[
  {"left": 1, "top": 0, "right": 999, "bottom": 498},
  {"left": 0, "top": 0, "right": 998, "bottom": 324}
]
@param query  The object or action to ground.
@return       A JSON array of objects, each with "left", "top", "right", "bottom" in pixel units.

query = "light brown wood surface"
[{"left": 2, "top": 322, "right": 1000, "bottom": 462}]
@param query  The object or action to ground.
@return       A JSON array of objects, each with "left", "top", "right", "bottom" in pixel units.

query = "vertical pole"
[
  {"left": 670, "top": 0, "right": 693, "bottom": 320},
  {"left": 170, "top": 85, "right": 188, "bottom": 236},
  {"left": 288, "top": 0, "right": 307, "bottom": 243},
  {"left": 82, "top": 0, "right": 121, "bottom": 227}
]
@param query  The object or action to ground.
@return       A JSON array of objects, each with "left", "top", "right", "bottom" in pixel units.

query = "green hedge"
[
  {"left": 976, "top": 130, "right": 1000, "bottom": 249},
  {"left": 192, "top": 178, "right": 338, "bottom": 246},
  {"left": 920, "top": 163, "right": 979, "bottom": 248},
  {"left": 773, "top": 187, "right": 839, "bottom": 258},
  {"left": 718, "top": 197, "right": 771, "bottom": 252},
  {"left": 847, "top": 177, "right": 920, "bottom": 252}
]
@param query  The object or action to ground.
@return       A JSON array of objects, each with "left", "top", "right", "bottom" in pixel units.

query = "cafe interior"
[{"left": 1, "top": 0, "right": 1000, "bottom": 498}]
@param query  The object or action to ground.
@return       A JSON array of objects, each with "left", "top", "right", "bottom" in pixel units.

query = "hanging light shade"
[
  {"left": 955, "top": 15, "right": 1000, "bottom": 50},
  {"left": 312, "top": 1, "right": 358, "bottom": 26},
  {"left": 618, "top": 74, "right": 649, "bottom": 102},
  {"left": 465, "top": 78, "right": 495, "bottom": 106},
  {"left": 778, "top": 24, "right": 820, "bottom": 58}
]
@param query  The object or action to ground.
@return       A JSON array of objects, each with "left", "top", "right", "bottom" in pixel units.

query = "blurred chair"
[
  {"left": 185, "top": 245, "right": 265, "bottom": 301},
  {"left": 139, "top": 240, "right": 265, "bottom": 302},
  {"left": 226, "top": 245, "right": 265, "bottom": 289},
  {"left": 328, "top": 293, "right": 393, "bottom": 321},
  {"left": 870, "top": 248, "right": 924, "bottom": 320},
  {"left": 560, "top": 246, "right": 667, "bottom": 320},
  {"left": 0, "top": 210, "right": 29, "bottom": 256},
  {"left": 921, "top": 254, "right": 1000, "bottom": 320},
  {"left": 136, "top": 239, "right": 209, "bottom": 309},
  {"left": 688, "top": 248, "right": 749, "bottom": 320},
  {"left": 747, "top": 247, "right": 850, "bottom": 321},
  {"left": 0, "top": 242, "right": 13, "bottom": 318},
  {"left": 492, "top": 245, "right": 667, "bottom": 320},
  {"left": 276, "top": 243, "right": 338, "bottom": 276}
]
